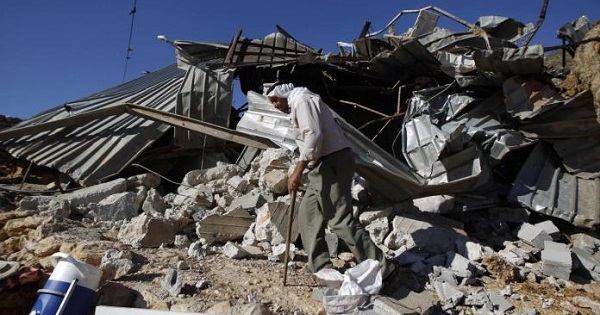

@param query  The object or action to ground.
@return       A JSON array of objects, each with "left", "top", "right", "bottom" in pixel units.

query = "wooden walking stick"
[{"left": 283, "top": 189, "right": 297, "bottom": 286}]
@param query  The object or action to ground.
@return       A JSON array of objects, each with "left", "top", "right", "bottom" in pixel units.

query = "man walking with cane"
[{"left": 267, "top": 83, "right": 397, "bottom": 281}]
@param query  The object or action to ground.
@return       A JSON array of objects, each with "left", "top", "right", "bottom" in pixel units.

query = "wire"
[
  {"left": 122, "top": 0, "right": 137, "bottom": 83},
  {"left": 131, "top": 163, "right": 189, "bottom": 187}
]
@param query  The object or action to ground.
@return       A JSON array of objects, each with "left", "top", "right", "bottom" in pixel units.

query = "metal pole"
[
  {"left": 19, "top": 160, "right": 33, "bottom": 190},
  {"left": 283, "top": 190, "right": 297, "bottom": 286},
  {"left": 55, "top": 279, "right": 78, "bottom": 315}
]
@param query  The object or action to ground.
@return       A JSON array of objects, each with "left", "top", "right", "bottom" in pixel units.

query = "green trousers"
[{"left": 298, "top": 148, "right": 393, "bottom": 277}]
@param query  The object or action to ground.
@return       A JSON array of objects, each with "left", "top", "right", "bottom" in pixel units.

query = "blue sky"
[{"left": 0, "top": 1, "right": 597, "bottom": 119}]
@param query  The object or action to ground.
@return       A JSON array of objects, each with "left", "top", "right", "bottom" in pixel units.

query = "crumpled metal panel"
[
  {"left": 1, "top": 64, "right": 185, "bottom": 186},
  {"left": 518, "top": 91, "right": 600, "bottom": 179},
  {"left": 503, "top": 76, "right": 563, "bottom": 119},
  {"left": 407, "top": 9, "right": 439, "bottom": 38},
  {"left": 474, "top": 45, "right": 544, "bottom": 76},
  {"left": 236, "top": 91, "right": 296, "bottom": 151},
  {"left": 558, "top": 16, "right": 591, "bottom": 42},
  {"left": 476, "top": 16, "right": 525, "bottom": 40},
  {"left": 509, "top": 143, "right": 600, "bottom": 228},
  {"left": 458, "top": 93, "right": 536, "bottom": 162},
  {"left": 237, "top": 91, "right": 492, "bottom": 201},
  {"left": 172, "top": 40, "right": 229, "bottom": 68},
  {"left": 368, "top": 39, "right": 445, "bottom": 81},
  {"left": 402, "top": 114, "right": 447, "bottom": 174},
  {"left": 174, "top": 66, "right": 234, "bottom": 149},
  {"left": 424, "top": 32, "right": 516, "bottom": 53}
]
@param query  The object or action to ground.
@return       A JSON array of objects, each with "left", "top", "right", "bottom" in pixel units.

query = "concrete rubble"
[{"left": 1, "top": 5, "right": 600, "bottom": 315}]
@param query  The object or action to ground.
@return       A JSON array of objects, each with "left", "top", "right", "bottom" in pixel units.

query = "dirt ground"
[{"left": 2, "top": 197, "right": 600, "bottom": 315}]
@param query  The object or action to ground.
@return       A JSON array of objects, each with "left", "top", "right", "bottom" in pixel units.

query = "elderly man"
[{"left": 266, "top": 83, "right": 396, "bottom": 280}]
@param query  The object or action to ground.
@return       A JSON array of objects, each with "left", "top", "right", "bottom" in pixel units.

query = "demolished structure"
[
  {"left": 1, "top": 6, "right": 600, "bottom": 314},
  {"left": 1, "top": 6, "right": 598, "bottom": 229}
]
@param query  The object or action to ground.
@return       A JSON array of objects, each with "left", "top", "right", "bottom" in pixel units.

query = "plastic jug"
[{"left": 29, "top": 252, "right": 103, "bottom": 315}]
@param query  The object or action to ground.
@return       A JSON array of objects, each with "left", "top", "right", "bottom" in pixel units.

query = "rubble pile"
[
  {"left": 1, "top": 6, "right": 600, "bottom": 315},
  {"left": 1, "top": 148, "right": 600, "bottom": 314}
]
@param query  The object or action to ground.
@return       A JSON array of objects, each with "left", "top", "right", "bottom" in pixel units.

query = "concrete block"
[
  {"left": 571, "top": 233, "right": 600, "bottom": 255},
  {"left": 228, "top": 192, "right": 266, "bottom": 211},
  {"left": 433, "top": 280, "right": 464, "bottom": 310},
  {"left": 535, "top": 220, "right": 560, "bottom": 241},
  {"left": 541, "top": 241, "right": 572, "bottom": 280},
  {"left": 196, "top": 207, "right": 254, "bottom": 245},
  {"left": 515, "top": 223, "right": 552, "bottom": 249}
]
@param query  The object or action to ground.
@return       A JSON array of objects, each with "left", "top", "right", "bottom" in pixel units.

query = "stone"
[
  {"left": 162, "top": 268, "right": 184, "bottom": 297},
  {"left": 96, "top": 282, "right": 137, "bottom": 307},
  {"left": 100, "top": 249, "right": 136, "bottom": 281},
  {"left": 126, "top": 173, "right": 161, "bottom": 189},
  {"left": 117, "top": 213, "right": 175, "bottom": 248},
  {"left": 358, "top": 206, "right": 395, "bottom": 225},
  {"left": 262, "top": 169, "right": 288, "bottom": 195},
  {"left": 89, "top": 192, "right": 140, "bottom": 222},
  {"left": 18, "top": 196, "right": 70, "bottom": 218},
  {"left": 142, "top": 188, "right": 167, "bottom": 215},
  {"left": 188, "top": 241, "right": 207, "bottom": 259},
  {"left": 59, "top": 178, "right": 127, "bottom": 214},
  {"left": 412, "top": 195, "right": 455, "bottom": 214},
  {"left": 365, "top": 217, "right": 390, "bottom": 245},
  {"left": 254, "top": 203, "right": 285, "bottom": 246},
  {"left": 446, "top": 251, "right": 476, "bottom": 278},
  {"left": 222, "top": 241, "right": 250, "bottom": 259},
  {"left": 228, "top": 192, "right": 267, "bottom": 212},
  {"left": 227, "top": 175, "right": 249, "bottom": 193},
  {"left": 174, "top": 235, "right": 191, "bottom": 248}
]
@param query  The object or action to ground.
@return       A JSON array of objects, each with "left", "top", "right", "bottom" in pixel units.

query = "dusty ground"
[{"left": 2, "top": 196, "right": 600, "bottom": 315}]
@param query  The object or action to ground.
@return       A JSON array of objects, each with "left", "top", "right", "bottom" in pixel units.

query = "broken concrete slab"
[
  {"left": 88, "top": 192, "right": 140, "bottom": 222},
  {"left": 59, "top": 178, "right": 127, "bottom": 214},
  {"left": 18, "top": 195, "right": 70, "bottom": 218},
  {"left": 195, "top": 207, "right": 254, "bottom": 245},
  {"left": 118, "top": 213, "right": 175, "bottom": 248}
]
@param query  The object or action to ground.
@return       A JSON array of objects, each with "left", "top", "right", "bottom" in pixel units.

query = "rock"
[
  {"left": 100, "top": 249, "right": 135, "bottom": 281},
  {"left": 88, "top": 192, "right": 140, "bottom": 222},
  {"left": 162, "top": 268, "right": 184, "bottom": 297},
  {"left": 126, "top": 173, "right": 161, "bottom": 189},
  {"left": 117, "top": 213, "right": 175, "bottom": 248},
  {"left": 142, "top": 188, "right": 167, "bottom": 215},
  {"left": 18, "top": 196, "right": 70, "bottom": 218},
  {"left": 59, "top": 178, "right": 127, "bottom": 214}
]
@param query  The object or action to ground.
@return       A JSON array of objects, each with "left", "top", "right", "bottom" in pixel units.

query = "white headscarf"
[{"left": 266, "top": 83, "right": 295, "bottom": 98}]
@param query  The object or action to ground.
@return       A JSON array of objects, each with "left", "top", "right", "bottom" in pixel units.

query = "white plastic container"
[{"left": 29, "top": 252, "right": 103, "bottom": 315}]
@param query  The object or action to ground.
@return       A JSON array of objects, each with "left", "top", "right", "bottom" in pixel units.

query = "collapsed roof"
[{"left": 0, "top": 6, "right": 598, "bottom": 229}]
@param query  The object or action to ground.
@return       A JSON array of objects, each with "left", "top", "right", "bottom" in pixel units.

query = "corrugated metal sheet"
[
  {"left": 509, "top": 143, "right": 600, "bottom": 228},
  {"left": 519, "top": 91, "right": 600, "bottom": 179},
  {"left": 474, "top": 45, "right": 545, "bottom": 76},
  {"left": 174, "top": 66, "right": 234, "bottom": 149},
  {"left": 1, "top": 64, "right": 185, "bottom": 186},
  {"left": 237, "top": 91, "right": 493, "bottom": 201}
]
